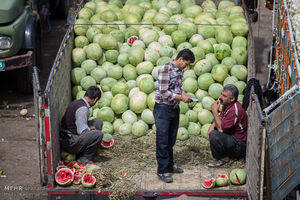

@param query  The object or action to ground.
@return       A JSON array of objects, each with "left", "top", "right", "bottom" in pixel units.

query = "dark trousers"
[
  {"left": 209, "top": 130, "right": 246, "bottom": 160},
  {"left": 153, "top": 103, "right": 179, "bottom": 174},
  {"left": 60, "top": 118, "right": 103, "bottom": 161}
]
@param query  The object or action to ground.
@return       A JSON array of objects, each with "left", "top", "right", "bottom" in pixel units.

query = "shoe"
[
  {"left": 208, "top": 159, "right": 227, "bottom": 168},
  {"left": 77, "top": 157, "right": 94, "bottom": 165},
  {"left": 170, "top": 165, "right": 184, "bottom": 173},
  {"left": 157, "top": 173, "right": 173, "bottom": 183}
]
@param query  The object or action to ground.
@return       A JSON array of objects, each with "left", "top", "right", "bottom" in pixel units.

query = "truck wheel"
[{"left": 17, "top": 23, "right": 41, "bottom": 94}]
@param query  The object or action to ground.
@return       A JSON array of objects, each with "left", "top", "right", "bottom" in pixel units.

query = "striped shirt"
[
  {"left": 219, "top": 101, "right": 248, "bottom": 141},
  {"left": 155, "top": 62, "right": 183, "bottom": 107}
]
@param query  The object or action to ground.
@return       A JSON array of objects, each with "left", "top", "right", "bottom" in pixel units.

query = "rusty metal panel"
[
  {"left": 246, "top": 94, "right": 264, "bottom": 200},
  {"left": 44, "top": 29, "right": 74, "bottom": 185},
  {"left": 266, "top": 92, "right": 300, "bottom": 200},
  {"left": 244, "top": 6, "right": 265, "bottom": 199},
  {"left": 33, "top": 66, "right": 46, "bottom": 185}
]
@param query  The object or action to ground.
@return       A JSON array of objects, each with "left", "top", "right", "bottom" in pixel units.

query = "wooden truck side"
[{"left": 32, "top": 0, "right": 269, "bottom": 199}]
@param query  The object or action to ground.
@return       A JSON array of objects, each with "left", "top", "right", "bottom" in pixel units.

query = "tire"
[{"left": 17, "top": 23, "right": 41, "bottom": 94}]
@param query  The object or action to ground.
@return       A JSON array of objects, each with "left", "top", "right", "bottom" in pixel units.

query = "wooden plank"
[
  {"left": 48, "top": 32, "right": 74, "bottom": 182},
  {"left": 270, "top": 143, "right": 298, "bottom": 190},
  {"left": 271, "top": 170, "right": 300, "bottom": 200},
  {"left": 266, "top": 94, "right": 298, "bottom": 133},
  {"left": 245, "top": 98, "right": 263, "bottom": 200},
  {"left": 269, "top": 126, "right": 297, "bottom": 162},
  {"left": 135, "top": 168, "right": 246, "bottom": 192},
  {"left": 266, "top": 93, "right": 300, "bottom": 200}
]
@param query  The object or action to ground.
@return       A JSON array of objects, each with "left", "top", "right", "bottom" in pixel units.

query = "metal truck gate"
[{"left": 264, "top": 0, "right": 300, "bottom": 199}]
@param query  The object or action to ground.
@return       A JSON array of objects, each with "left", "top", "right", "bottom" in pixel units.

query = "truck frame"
[{"left": 31, "top": 0, "right": 299, "bottom": 199}]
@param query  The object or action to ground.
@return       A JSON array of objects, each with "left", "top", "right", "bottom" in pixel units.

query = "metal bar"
[
  {"left": 33, "top": 66, "right": 41, "bottom": 92},
  {"left": 252, "top": 93, "right": 264, "bottom": 121},
  {"left": 282, "top": 0, "right": 300, "bottom": 76},
  {"left": 268, "top": 0, "right": 277, "bottom": 70},
  {"left": 263, "top": 84, "right": 299, "bottom": 114},
  {"left": 71, "top": 23, "right": 231, "bottom": 26},
  {"left": 2, "top": 51, "right": 33, "bottom": 71},
  {"left": 259, "top": 128, "right": 266, "bottom": 200}
]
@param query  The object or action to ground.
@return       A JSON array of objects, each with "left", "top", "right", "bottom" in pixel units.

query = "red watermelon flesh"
[
  {"left": 127, "top": 36, "right": 138, "bottom": 45},
  {"left": 218, "top": 174, "right": 228, "bottom": 179},
  {"left": 55, "top": 168, "right": 74, "bottom": 186},
  {"left": 82, "top": 173, "right": 96, "bottom": 188},
  {"left": 73, "top": 175, "right": 82, "bottom": 185},
  {"left": 101, "top": 139, "right": 114, "bottom": 148},
  {"left": 201, "top": 178, "right": 216, "bottom": 189}
]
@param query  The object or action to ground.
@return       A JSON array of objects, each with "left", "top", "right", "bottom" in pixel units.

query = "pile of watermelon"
[
  {"left": 55, "top": 160, "right": 99, "bottom": 188},
  {"left": 71, "top": 0, "right": 249, "bottom": 140},
  {"left": 202, "top": 168, "right": 247, "bottom": 189}
]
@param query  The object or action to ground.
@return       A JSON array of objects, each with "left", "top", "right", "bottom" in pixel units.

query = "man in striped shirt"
[
  {"left": 154, "top": 49, "right": 195, "bottom": 183},
  {"left": 207, "top": 84, "right": 248, "bottom": 167}
]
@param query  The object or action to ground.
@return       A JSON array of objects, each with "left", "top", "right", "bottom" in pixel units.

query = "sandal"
[{"left": 208, "top": 159, "right": 227, "bottom": 168}]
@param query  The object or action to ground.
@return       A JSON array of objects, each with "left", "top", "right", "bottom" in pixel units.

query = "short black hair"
[
  {"left": 85, "top": 86, "right": 101, "bottom": 100},
  {"left": 224, "top": 84, "right": 239, "bottom": 102},
  {"left": 175, "top": 49, "right": 195, "bottom": 63}
]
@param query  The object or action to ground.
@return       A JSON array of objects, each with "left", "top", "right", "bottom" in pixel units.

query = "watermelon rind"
[
  {"left": 216, "top": 177, "right": 229, "bottom": 186},
  {"left": 55, "top": 168, "right": 74, "bottom": 186},
  {"left": 201, "top": 178, "right": 216, "bottom": 189},
  {"left": 230, "top": 168, "right": 246, "bottom": 185},
  {"left": 82, "top": 173, "right": 96, "bottom": 188},
  {"left": 100, "top": 139, "right": 114, "bottom": 148},
  {"left": 86, "top": 164, "right": 101, "bottom": 173}
]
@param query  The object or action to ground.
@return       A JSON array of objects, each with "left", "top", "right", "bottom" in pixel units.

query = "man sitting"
[
  {"left": 207, "top": 84, "right": 248, "bottom": 167},
  {"left": 60, "top": 86, "right": 103, "bottom": 165}
]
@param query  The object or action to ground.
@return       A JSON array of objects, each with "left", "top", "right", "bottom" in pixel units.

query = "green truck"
[{"left": 0, "top": 0, "right": 73, "bottom": 93}]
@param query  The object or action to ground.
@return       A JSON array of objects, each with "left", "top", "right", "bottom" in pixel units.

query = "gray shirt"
[{"left": 75, "top": 98, "right": 90, "bottom": 134}]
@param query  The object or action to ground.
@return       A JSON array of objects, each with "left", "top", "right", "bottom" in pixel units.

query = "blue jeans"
[{"left": 153, "top": 103, "right": 180, "bottom": 174}]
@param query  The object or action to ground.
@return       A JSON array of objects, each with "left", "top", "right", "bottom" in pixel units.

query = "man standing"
[
  {"left": 207, "top": 84, "right": 248, "bottom": 167},
  {"left": 60, "top": 86, "right": 103, "bottom": 165},
  {"left": 153, "top": 49, "right": 195, "bottom": 183}
]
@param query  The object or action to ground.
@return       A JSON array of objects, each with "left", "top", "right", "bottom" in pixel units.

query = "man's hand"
[
  {"left": 211, "top": 100, "right": 221, "bottom": 114},
  {"left": 181, "top": 92, "right": 193, "bottom": 103},
  {"left": 90, "top": 126, "right": 96, "bottom": 130}
]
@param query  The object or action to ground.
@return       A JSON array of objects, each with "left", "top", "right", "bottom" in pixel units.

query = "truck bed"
[{"left": 56, "top": 133, "right": 245, "bottom": 193}]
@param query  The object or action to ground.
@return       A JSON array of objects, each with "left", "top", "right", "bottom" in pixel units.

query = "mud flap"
[{"left": 33, "top": 66, "right": 47, "bottom": 185}]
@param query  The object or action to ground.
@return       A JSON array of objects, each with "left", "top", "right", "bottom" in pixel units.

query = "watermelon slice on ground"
[
  {"left": 55, "top": 168, "right": 74, "bottom": 186},
  {"left": 201, "top": 178, "right": 216, "bottom": 189},
  {"left": 82, "top": 173, "right": 96, "bottom": 188},
  {"left": 100, "top": 133, "right": 114, "bottom": 148},
  {"left": 73, "top": 175, "right": 82, "bottom": 185}
]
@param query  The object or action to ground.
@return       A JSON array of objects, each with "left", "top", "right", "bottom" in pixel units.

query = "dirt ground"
[
  {"left": 0, "top": 1, "right": 273, "bottom": 199},
  {"left": 0, "top": 19, "right": 67, "bottom": 200}
]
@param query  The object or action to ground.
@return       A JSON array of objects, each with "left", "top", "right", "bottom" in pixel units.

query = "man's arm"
[
  {"left": 211, "top": 101, "right": 223, "bottom": 132},
  {"left": 208, "top": 122, "right": 216, "bottom": 134},
  {"left": 75, "top": 107, "right": 90, "bottom": 134}
]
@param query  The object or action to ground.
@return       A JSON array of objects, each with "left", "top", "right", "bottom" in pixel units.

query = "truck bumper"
[{"left": 0, "top": 51, "right": 33, "bottom": 71}]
